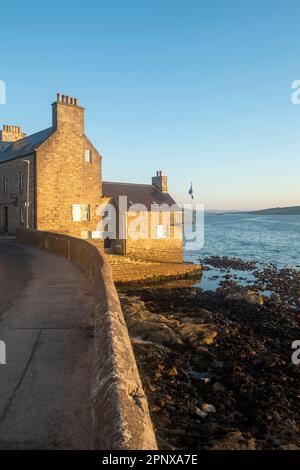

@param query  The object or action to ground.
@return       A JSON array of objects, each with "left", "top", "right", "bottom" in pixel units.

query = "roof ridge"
[
  {"left": 0, "top": 127, "right": 54, "bottom": 163},
  {"left": 19, "top": 126, "right": 53, "bottom": 143},
  {"left": 103, "top": 181, "right": 154, "bottom": 188}
]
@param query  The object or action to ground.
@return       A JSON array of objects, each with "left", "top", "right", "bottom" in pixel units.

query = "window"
[
  {"left": 19, "top": 206, "right": 24, "bottom": 225},
  {"left": 3, "top": 175, "right": 8, "bottom": 192},
  {"left": 85, "top": 149, "right": 92, "bottom": 163},
  {"left": 72, "top": 204, "right": 82, "bottom": 222},
  {"left": 72, "top": 204, "right": 90, "bottom": 222},
  {"left": 156, "top": 224, "right": 169, "bottom": 239},
  {"left": 91, "top": 231, "right": 101, "bottom": 239},
  {"left": 19, "top": 171, "right": 24, "bottom": 191},
  {"left": 81, "top": 231, "right": 90, "bottom": 239},
  {"left": 81, "top": 204, "right": 90, "bottom": 221}
]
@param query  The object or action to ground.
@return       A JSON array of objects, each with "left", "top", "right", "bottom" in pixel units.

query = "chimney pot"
[
  {"left": 52, "top": 94, "right": 84, "bottom": 130},
  {"left": 152, "top": 170, "right": 168, "bottom": 192}
]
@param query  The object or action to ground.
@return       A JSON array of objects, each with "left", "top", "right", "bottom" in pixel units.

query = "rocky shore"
[{"left": 119, "top": 259, "right": 300, "bottom": 450}]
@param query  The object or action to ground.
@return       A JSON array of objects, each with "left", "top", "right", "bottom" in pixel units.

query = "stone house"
[
  {"left": 0, "top": 94, "right": 182, "bottom": 261},
  {"left": 0, "top": 94, "right": 102, "bottom": 244},
  {"left": 101, "top": 176, "right": 183, "bottom": 261}
]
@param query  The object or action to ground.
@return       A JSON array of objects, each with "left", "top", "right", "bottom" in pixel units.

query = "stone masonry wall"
[
  {"left": 36, "top": 100, "right": 103, "bottom": 245},
  {"left": 0, "top": 154, "right": 35, "bottom": 233},
  {"left": 16, "top": 228, "right": 158, "bottom": 450},
  {"left": 125, "top": 211, "right": 183, "bottom": 262}
]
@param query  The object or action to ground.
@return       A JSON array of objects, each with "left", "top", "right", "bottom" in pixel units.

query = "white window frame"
[
  {"left": 156, "top": 224, "right": 169, "bottom": 239},
  {"left": 81, "top": 204, "right": 90, "bottom": 221},
  {"left": 72, "top": 204, "right": 91, "bottom": 222},
  {"left": 85, "top": 149, "right": 93, "bottom": 163}
]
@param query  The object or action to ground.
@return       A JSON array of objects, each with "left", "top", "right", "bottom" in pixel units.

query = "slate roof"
[
  {"left": 102, "top": 181, "right": 180, "bottom": 211},
  {"left": 0, "top": 127, "right": 53, "bottom": 163}
]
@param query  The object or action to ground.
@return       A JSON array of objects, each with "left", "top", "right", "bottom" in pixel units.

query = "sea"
[{"left": 184, "top": 212, "right": 300, "bottom": 291}]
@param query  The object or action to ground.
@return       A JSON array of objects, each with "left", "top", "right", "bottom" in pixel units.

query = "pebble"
[
  {"left": 201, "top": 403, "right": 216, "bottom": 413},
  {"left": 168, "top": 367, "right": 178, "bottom": 376},
  {"left": 194, "top": 407, "right": 208, "bottom": 418}
]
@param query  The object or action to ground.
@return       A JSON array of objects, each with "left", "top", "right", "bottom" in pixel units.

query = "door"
[
  {"left": 104, "top": 236, "right": 113, "bottom": 254},
  {"left": 3, "top": 207, "right": 8, "bottom": 232}
]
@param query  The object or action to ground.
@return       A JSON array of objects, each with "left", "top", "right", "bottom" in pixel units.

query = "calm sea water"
[{"left": 184, "top": 213, "right": 300, "bottom": 290}]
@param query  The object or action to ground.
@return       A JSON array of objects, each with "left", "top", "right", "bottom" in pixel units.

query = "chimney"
[
  {"left": 52, "top": 92, "right": 84, "bottom": 133},
  {"left": 0, "top": 125, "right": 26, "bottom": 142},
  {"left": 152, "top": 170, "right": 168, "bottom": 193}
]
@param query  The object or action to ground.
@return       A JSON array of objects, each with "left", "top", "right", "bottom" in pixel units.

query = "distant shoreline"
[
  {"left": 212, "top": 206, "right": 300, "bottom": 216},
  {"left": 250, "top": 205, "right": 300, "bottom": 215}
]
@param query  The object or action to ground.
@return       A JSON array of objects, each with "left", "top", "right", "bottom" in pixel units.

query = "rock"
[
  {"left": 201, "top": 377, "right": 211, "bottom": 384},
  {"left": 201, "top": 403, "right": 216, "bottom": 413},
  {"left": 166, "top": 400, "right": 176, "bottom": 406},
  {"left": 280, "top": 443, "right": 300, "bottom": 450},
  {"left": 180, "top": 323, "right": 217, "bottom": 346},
  {"left": 194, "top": 407, "right": 208, "bottom": 418},
  {"left": 213, "top": 382, "right": 225, "bottom": 393},
  {"left": 129, "top": 320, "right": 183, "bottom": 347},
  {"left": 150, "top": 405, "right": 161, "bottom": 413},
  {"left": 168, "top": 367, "right": 178, "bottom": 376},
  {"left": 225, "top": 288, "right": 264, "bottom": 305},
  {"left": 210, "top": 431, "right": 256, "bottom": 450},
  {"left": 122, "top": 281, "right": 300, "bottom": 451}
]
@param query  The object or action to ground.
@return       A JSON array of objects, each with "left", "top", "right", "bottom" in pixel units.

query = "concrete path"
[{"left": 0, "top": 237, "right": 95, "bottom": 449}]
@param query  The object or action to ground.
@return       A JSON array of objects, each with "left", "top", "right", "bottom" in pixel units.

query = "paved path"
[{"left": 0, "top": 237, "right": 95, "bottom": 449}]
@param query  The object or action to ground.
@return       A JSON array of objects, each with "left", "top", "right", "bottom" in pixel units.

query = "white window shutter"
[
  {"left": 156, "top": 225, "right": 164, "bottom": 239},
  {"left": 72, "top": 204, "right": 81, "bottom": 222},
  {"left": 156, "top": 224, "right": 169, "bottom": 239},
  {"left": 85, "top": 149, "right": 92, "bottom": 163}
]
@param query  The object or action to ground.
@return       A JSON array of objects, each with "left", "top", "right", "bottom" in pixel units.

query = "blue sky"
[{"left": 1, "top": 0, "right": 300, "bottom": 209}]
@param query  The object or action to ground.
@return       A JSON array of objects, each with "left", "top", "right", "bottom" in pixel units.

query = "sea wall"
[{"left": 16, "top": 228, "right": 157, "bottom": 450}]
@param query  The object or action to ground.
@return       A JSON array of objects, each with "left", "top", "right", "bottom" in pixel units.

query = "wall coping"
[{"left": 16, "top": 228, "right": 157, "bottom": 450}]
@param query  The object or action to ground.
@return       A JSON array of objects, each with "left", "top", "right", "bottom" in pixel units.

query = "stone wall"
[
  {"left": 16, "top": 228, "right": 157, "bottom": 450},
  {"left": 106, "top": 254, "right": 201, "bottom": 284},
  {"left": 125, "top": 211, "right": 183, "bottom": 262},
  {"left": 126, "top": 238, "right": 183, "bottom": 262},
  {"left": 0, "top": 154, "right": 35, "bottom": 232},
  {"left": 36, "top": 98, "right": 103, "bottom": 243}
]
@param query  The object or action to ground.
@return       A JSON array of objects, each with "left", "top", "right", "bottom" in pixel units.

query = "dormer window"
[{"left": 85, "top": 149, "right": 92, "bottom": 163}]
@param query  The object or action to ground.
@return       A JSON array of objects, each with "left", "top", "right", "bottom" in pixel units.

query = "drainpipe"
[{"left": 22, "top": 159, "right": 30, "bottom": 229}]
